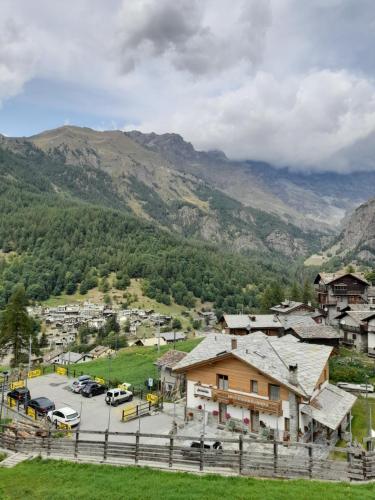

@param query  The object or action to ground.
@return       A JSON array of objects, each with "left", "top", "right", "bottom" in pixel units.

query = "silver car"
[{"left": 70, "top": 375, "right": 92, "bottom": 393}]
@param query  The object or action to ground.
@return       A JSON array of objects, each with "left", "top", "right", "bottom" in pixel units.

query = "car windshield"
[
  {"left": 106, "top": 392, "right": 113, "bottom": 397},
  {"left": 66, "top": 412, "right": 79, "bottom": 419}
]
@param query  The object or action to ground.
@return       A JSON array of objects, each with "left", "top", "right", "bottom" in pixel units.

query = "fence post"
[
  {"left": 308, "top": 446, "right": 313, "bottom": 479},
  {"left": 239, "top": 434, "right": 243, "bottom": 475},
  {"left": 74, "top": 430, "right": 79, "bottom": 459},
  {"left": 362, "top": 451, "right": 367, "bottom": 481},
  {"left": 103, "top": 429, "right": 109, "bottom": 461},
  {"left": 169, "top": 434, "right": 174, "bottom": 468},
  {"left": 135, "top": 431, "right": 140, "bottom": 464},
  {"left": 47, "top": 429, "right": 52, "bottom": 457},
  {"left": 273, "top": 439, "right": 278, "bottom": 475},
  {"left": 14, "top": 428, "right": 18, "bottom": 452},
  {"left": 199, "top": 434, "right": 204, "bottom": 472}
]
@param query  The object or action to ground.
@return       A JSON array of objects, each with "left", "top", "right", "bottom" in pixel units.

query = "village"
[{"left": 2, "top": 270, "right": 375, "bottom": 454}]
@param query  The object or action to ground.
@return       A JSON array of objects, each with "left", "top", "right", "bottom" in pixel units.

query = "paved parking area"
[{"left": 23, "top": 373, "right": 178, "bottom": 442}]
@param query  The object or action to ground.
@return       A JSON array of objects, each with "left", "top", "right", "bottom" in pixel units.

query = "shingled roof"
[
  {"left": 288, "top": 325, "right": 341, "bottom": 340},
  {"left": 155, "top": 350, "right": 187, "bottom": 369},
  {"left": 301, "top": 384, "right": 356, "bottom": 430},
  {"left": 314, "top": 272, "right": 369, "bottom": 286},
  {"left": 173, "top": 332, "right": 332, "bottom": 398}
]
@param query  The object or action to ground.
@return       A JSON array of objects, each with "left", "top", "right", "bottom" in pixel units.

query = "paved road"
[{"left": 24, "top": 373, "right": 177, "bottom": 443}]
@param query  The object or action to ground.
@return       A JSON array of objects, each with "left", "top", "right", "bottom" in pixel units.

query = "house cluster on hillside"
[{"left": 314, "top": 271, "right": 375, "bottom": 356}]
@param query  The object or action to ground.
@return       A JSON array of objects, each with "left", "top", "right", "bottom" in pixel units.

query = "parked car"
[
  {"left": 7, "top": 387, "right": 31, "bottom": 404},
  {"left": 81, "top": 382, "right": 108, "bottom": 398},
  {"left": 337, "top": 382, "right": 374, "bottom": 393},
  {"left": 47, "top": 406, "right": 81, "bottom": 428},
  {"left": 70, "top": 375, "right": 93, "bottom": 393},
  {"left": 27, "top": 397, "right": 55, "bottom": 415},
  {"left": 105, "top": 389, "right": 133, "bottom": 406},
  {"left": 190, "top": 441, "right": 223, "bottom": 450}
]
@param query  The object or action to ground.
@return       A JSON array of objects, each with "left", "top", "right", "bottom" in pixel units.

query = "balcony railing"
[{"left": 212, "top": 388, "right": 282, "bottom": 416}]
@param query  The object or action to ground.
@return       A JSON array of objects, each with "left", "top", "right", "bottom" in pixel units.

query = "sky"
[{"left": 1, "top": 0, "right": 375, "bottom": 172}]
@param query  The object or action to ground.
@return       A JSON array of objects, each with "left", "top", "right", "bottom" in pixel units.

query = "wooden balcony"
[{"left": 212, "top": 388, "right": 282, "bottom": 416}]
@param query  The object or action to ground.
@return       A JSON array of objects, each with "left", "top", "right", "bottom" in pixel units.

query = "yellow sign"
[
  {"left": 28, "top": 369, "right": 41, "bottom": 379},
  {"left": 146, "top": 393, "right": 158, "bottom": 404},
  {"left": 7, "top": 397, "right": 17, "bottom": 408},
  {"left": 26, "top": 406, "right": 37, "bottom": 420},
  {"left": 118, "top": 382, "right": 131, "bottom": 391},
  {"left": 10, "top": 380, "right": 25, "bottom": 390},
  {"left": 58, "top": 422, "right": 72, "bottom": 437},
  {"left": 122, "top": 403, "right": 136, "bottom": 422},
  {"left": 95, "top": 377, "right": 105, "bottom": 385},
  {"left": 56, "top": 367, "right": 67, "bottom": 376}
]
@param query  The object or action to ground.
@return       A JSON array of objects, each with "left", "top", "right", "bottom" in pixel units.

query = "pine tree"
[
  {"left": 301, "top": 279, "right": 314, "bottom": 305},
  {"left": 0, "top": 286, "right": 35, "bottom": 366},
  {"left": 289, "top": 281, "right": 301, "bottom": 301}
]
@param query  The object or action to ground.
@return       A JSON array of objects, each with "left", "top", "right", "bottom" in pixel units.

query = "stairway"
[{"left": 0, "top": 452, "right": 35, "bottom": 468}]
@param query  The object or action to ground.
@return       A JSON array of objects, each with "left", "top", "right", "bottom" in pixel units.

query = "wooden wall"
[{"left": 187, "top": 356, "right": 290, "bottom": 401}]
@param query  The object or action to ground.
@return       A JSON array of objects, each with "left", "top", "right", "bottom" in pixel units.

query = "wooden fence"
[{"left": 1, "top": 425, "right": 373, "bottom": 481}]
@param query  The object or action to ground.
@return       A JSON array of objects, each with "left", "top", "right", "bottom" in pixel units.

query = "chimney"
[
  {"left": 231, "top": 338, "right": 237, "bottom": 350},
  {"left": 250, "top": 315, "right": 256, "bottom": 321},
  {"left": 288, "top": 364, "right": 298, "bottom": 386},
  {"left": 273, "top": 314, "right": 279, "bottom": 323}
]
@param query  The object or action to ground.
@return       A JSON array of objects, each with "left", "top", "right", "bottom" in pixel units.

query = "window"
[
  {"left": 284, "top": 418, "right": 290, "bottom": 432},
  {"left": 250, "top": 380, "right": 258, "bottom": 394},
  {"left": 217, "top": 374, "right": 228, "bottom": 390},
  {"left": 269, "top": 384, "right": 280, "bottom": 401},
  {"left": 353, "top": 333, "right": 357, "bottom": 340}
]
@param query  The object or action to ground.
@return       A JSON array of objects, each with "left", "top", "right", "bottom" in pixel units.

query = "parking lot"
[{"left": 21, "top": 373, "right": 180, "bottom": 442}]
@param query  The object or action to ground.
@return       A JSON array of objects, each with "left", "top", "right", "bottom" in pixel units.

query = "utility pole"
[
  {"left": 366, "top": 375, "right": 371, "bottom": 438},
  {"left": 25, "top": 335, "right": 32, "bottom": 389},
  {"left": 157, "top": 318, "right": 161, "bottom": 354}
]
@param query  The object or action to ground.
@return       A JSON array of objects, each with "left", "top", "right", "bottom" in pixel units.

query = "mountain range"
[{"left": 1, "top": 125, "right": 374, "bottom": 262}]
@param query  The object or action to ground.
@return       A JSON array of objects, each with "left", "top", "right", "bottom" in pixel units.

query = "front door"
[
  {"left": 219, "top": 403, "right": 227, "bottom": 424},
  {"left": 251, "top": 410, "right": 259, "bottom": 432}
]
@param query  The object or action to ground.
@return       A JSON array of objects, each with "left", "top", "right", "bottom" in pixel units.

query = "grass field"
[
  {"left": 0, "top": 459, "right": 374, "bottom": 500},
  {"left": 73, "top": 338, "right": 202, "bottom": 386},
  {"left": 351, "top": 396, "right": 375, "bottom": 444}
]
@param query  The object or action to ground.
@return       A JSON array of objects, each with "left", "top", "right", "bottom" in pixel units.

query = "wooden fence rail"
[{"left": 1, "top": 425, "right": 373, "bottom": 481}]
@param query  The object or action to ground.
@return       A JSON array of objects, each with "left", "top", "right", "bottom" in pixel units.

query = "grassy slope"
[
  {"left": 0, "top": 460, "right": 374, "bottom": 500},
  {"left": 74, "top": 338, "right": 202, "bottom": 386}
]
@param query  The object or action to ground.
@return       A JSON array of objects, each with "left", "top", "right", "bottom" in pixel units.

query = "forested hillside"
[{"left": 0, "top": 144, "right": 298, "bottom": 312}]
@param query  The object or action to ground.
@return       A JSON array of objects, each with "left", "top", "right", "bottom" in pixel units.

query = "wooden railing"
[
  {"left": 212, "top": 388, "right": 282, "bottom": 416},
  {"left": 0, "top": 424, "right": 371, "bottom": 482}
]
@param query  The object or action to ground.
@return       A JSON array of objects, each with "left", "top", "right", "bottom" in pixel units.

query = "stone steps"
[{"left": 0, "top": 452, "right": 36, "bottom": 468}]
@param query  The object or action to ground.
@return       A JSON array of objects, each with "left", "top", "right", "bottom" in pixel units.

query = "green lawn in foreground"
[
  {"left": 73, "top": 338, "right": 202, "bottom": 387},
  {"left": 0, "top": 459, "right": 374, "bottom": 500},
  {"left": 351, "top": 396, "right": 375, "bottom": 444}
]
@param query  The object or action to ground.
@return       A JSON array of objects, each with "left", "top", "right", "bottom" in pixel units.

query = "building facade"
[{"left": 174, "top": 333, "right": 356, "bottom": 443}]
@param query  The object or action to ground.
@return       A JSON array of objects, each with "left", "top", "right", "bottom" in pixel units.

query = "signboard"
[
  {"left": 95, "top": 377, "right": 105, "bottom": 385},
  {"left": 7, "top": 397, "right": 17, "bottom": 408},
  {"left": 58, "top": 422, "right": 72, "bottom": 436},
  {"left": 56, "top": 367, "right": 67, "bottom": 376},
  {"left": 10, "top": 380, "right": 25, "bottom": 390},
  {"left": 28, "top": 369, "right": 42, "bottom": 379},
  {"left": 26, "top": 406, "right": 37, "bottom": 420},
  {"left": 147, "top": 378, "right": 154, "bottom": 389},
  {"left": 194, "top": 385, "right": 212, "bottom": 398},
  {"left": 146, "top": 393, "right": 158, "bottom": 404}
]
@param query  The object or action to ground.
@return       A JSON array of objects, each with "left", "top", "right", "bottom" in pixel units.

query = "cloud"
[{"left": 1, "top": 0, "right": 375, "bottom": 172}]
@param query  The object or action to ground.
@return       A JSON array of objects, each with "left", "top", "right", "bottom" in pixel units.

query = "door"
[
  {"left": 251, "top": 410, "right": 259, "bottom": 432},
  {"left": 219, "top": 403, "right": 227, "bottom": 424}
]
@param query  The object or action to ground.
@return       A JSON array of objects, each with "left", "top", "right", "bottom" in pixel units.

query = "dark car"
[
  {"left": 27, "top": 397, "right": 55, "bottom": 415},
  {"left": 7, "top": 387, "right": 31, "bottom": 404},
  {"left": 81, "top": 382, "right": 107, "bottom": 398},
  {"left": 190, "top": 441, "right": 223, "bottom": 450}
]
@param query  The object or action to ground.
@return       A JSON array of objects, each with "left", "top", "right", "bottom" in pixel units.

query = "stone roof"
[
  {"left": 173, "top": 332, "right": 332, "bottom": 397},
  {"left": 160, "top": 332, "right": 187, "bottom": 342},
  {"left": 337, "top": 310, "right": 375, "bottom": 324},
  {"left": 289, "top": 325, "right": 341, "bottom": 339},
  {"left": 248, "top": 315, "right": 283, "bottom": 328},
  {"left": 89, "top": 345, "right": 114, "bottom": 356},
  {"left": 369, "top": 286, "right": 375, "bottom": 297},
  {"left": 222, "top": 315, "right": 250, "bottom": 329},
  {"left": 280, "top": 315, "right": 317, "bottom": 328},
  {"left": 301, "top": 384, "right": 357, "bottom": 430},
  {"left": 155, "top": 350, "right": 187, "bottom": 369},
  {"left": 270, "top": 300, "right": 313, "bottom": 314},
  {"left": 314, "top": 271, "right": 369, "bottom": 286}
]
